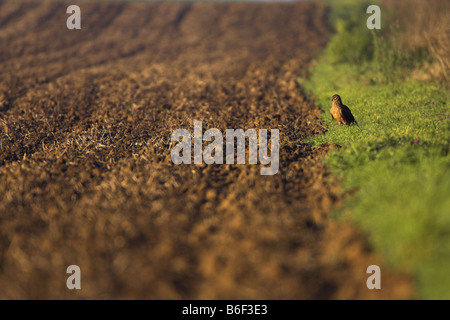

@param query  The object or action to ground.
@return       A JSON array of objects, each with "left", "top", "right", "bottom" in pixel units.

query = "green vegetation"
[{"left": 302, "top": 0, "right": 450, "bottom": 299}]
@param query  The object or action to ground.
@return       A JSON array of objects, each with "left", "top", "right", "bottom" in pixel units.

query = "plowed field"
[{"left": 0, "top": 1, "right": 411, "bottom": 299}]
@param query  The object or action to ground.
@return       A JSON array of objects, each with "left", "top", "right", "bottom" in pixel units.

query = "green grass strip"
[{"left": 301, "top": 0, "right": 450, "bottom": 299}]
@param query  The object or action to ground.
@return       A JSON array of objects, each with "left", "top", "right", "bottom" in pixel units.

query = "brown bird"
[{"left": 330, "top": 94, "right": 358, "bottom": 126}]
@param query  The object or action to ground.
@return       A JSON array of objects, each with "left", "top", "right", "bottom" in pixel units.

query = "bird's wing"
[{"left": 341, "top": 104, "right": 357, "bottom": 124}]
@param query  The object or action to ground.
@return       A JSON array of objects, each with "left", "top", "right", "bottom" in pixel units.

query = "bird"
[{"left": 330, "top": 94, "right": 358, "bottom": 126}]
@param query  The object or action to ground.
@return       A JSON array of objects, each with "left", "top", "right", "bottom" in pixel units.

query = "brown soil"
[{"left": 0, "top": 1, "right": 412, "bottom": 299}]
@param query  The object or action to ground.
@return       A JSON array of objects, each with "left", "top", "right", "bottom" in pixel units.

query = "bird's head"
[{"left": 331, "top": 94, "right": 342, "bottom": 103}]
